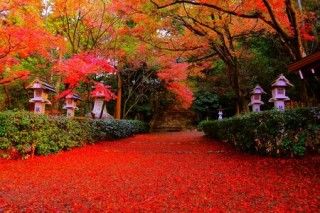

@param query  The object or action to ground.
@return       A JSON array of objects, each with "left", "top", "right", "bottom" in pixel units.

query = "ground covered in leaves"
[{"left": 0, "top": 131, "right": 319, "bottom": 211}]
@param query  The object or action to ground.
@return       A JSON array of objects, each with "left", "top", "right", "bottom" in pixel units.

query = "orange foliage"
[
  {"left": 149, "top": 0, "right": 315, "bottom": 59},
  {"left": 0, "top": 26, "right": 65, "bottom": 59},
  {"left": 167, "top": 82, "right": 194, "bottom": 109},
  {"left": 157, "top": 62, "right": 188, "bottom": 83},
  {"left": 157, "top": 59, "right": 193, "bottom": 109},
  {"left": 0, "top": 70, "right": 30, "bottom": 85},
  {"left": 0, "top": 0, "right": 66, "bottom": 84}
]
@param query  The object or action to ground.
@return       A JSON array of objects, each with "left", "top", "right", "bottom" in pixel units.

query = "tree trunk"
[
  {"left": 52, "top": 76, "right": 62, "bottom": 111},
  {"left": 3, "top": 85, "right": 11, "bottom": 108},
  {"left": 114, "top": 73, "right": 122, "bottom": 119},
  {"left": 240, "top": 90, "right": 249, "bottom": 113},
  {"left": 230, "top": 65, "right": 246, "bottom": 114}
]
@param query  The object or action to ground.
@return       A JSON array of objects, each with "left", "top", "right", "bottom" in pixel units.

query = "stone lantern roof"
[
  {"left": 271, "top": 74, "right": 293, "bottom": 88},
  {"left": 26, "top": 78, "right": 56, "bottom": 93},
  {"left": 248, "top": 85, "right": 266, "bottom": 107},
  {"left": 26, "top": 78, "right": 55, "bottom": 104},
  {"left": 91, "top": 90, "right": 107, "bottom": 98},
  {"left": 91, "top": 83, "right": 116, "bottom": 101},
  {"left": 269, "top": 96, "right": 290, "bottom": 102},
  {"left": 63, "top": 93, "right": 81, "bottom": 109},
  {"left": 250, "top": 85, "right": 266, "bottom": 95},
  {"left": 65, "top": 93, "right": 81, "bottom": 100},
  {"left": 248, "top": 100, "right": 264, "bottom": 106}
]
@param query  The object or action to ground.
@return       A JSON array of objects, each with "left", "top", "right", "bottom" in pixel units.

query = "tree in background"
[
  {"left": 149, "top": 0, "right": 319, "bottom": 108},
  {"left": 0, "top": 0, "right": 318, "bottom": 121},
  {"left": 192, "top": 91, "right": 219, "bottom": 121},
  {"left": 151, "top": 0, "right": 317, "bottom": 60},
  {"left": 0, "top": 0, "right": 65, "bottom": 109},
  {"left": 0, "top": 0, "right": 65, "bottom": 82},
  {"left": 117, "top": 0, "right": 269, "bottom": 113}
]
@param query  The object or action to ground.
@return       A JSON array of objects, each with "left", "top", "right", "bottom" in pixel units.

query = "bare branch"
[{"left": 150, "top": 0, "right": 262, "bottom": 19}]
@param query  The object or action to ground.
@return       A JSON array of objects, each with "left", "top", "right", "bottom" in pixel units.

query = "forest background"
[{"left": 0, "top": 0, "right": 319, "bottom": 124}]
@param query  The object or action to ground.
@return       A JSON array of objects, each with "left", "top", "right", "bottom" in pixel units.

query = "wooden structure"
[
  {"left": 26, "top": 78, "right": 56, "bottom": 114},
  {"left": 248, "top": 85, "right": 266, "bottom": 112},
  {"left": 288, "top": 51, "right": 320, "bottom": 105},
  {"left": 288, "top": 51, "right": 320, "bottom": 79},
  {"left": 63, "top": 93, "right": 81, "bottom": 117},
  {"left": 269, "top": 74, "right": 293, "bottom": 111}
]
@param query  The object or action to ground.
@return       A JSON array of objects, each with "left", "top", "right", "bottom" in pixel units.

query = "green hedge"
[
  {"left": 199, "top": 108, "right": 320, "bottom": 157},
  {"left": 90, "top": 119, "right": 150, "bottom": 140},
  {"left": 0, "top": 111, "right": 149, "bottom": 158}
]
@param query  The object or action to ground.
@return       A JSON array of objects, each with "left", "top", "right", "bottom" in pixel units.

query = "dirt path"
[{"left": 0, "top": 131, "right": 319, "bottom": 211}]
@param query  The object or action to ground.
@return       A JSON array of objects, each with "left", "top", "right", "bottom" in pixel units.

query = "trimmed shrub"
[
  {"left": 198, "top": 108, "right": 320, "bottom": 157},
  {"left": 126, "top": 120, "right": 150, "bottom": 134},
  {"left": 0, "top": 111, "right": 149, "bottom": 158},
  {"left": 89, "top": 119, "right": 149, "bottom": 140}
]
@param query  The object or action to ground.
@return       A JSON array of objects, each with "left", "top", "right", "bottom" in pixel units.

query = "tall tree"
[
  {"left": 115, "top": 0, "right": 268, "bottom": 113},
  {"left": 150, "top": 0, "right": 317, "bottom": 60}
]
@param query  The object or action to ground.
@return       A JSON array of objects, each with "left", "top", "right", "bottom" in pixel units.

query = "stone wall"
[{"left": 151, "top": 107, "right": 196, "bottom": 132}]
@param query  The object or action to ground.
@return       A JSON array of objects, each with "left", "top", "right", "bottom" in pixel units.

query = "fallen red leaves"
[{"left": 0, "top": 132, "right": 319, "bottom": 211}]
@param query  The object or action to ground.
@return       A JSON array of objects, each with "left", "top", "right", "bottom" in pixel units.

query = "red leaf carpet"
[{"left": 0, "top": 132, "right": 319, "bottom": 211}]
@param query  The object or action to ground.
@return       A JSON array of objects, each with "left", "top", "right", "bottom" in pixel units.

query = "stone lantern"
[
  {"left": 218, "top": 107, "right": 223, "bottom": 120},
  {"left": 248, "top": 85, "right": 266, "bottom": 112},
  {"left": 63, "top": 93, "right": 81, "bottom": 117},
  {"left": 26, "top": 78, "right": 56, "bottom": 114},
  {"left": 269, "top": 74, "right": 293, "bottom": 111},
  {"left": 91, "top": 84, "right": 114, "bottom": 119}
]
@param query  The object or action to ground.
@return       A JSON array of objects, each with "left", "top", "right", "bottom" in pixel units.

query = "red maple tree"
[
  {"left": 55, "top": 53, "right": 117, "bottom": 99},
  {"left": 0, "top": 0, "right": 66, "bottom": 85}
]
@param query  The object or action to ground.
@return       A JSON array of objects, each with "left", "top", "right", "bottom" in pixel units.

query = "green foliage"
[
  {"left": 126, "top": 19, "right": 137, "bottom": 28},
  {"left": 19, "top": 56, "right": 52, "bottom": 78},
  {"left": 121, "top": 63, "right": 160, "bottom": 121},
  {"left": 198, "top": 108, "right": 320, "bottom": 157},
  {"left": 238, "top": 35, "right": 292, "bottom": 101},
  {"left": 192, "top": 91, "right": 219, "bottom": 121},
  {"left": 212, "top": 60, "right": 226, "bottom": 75},
  {"left": 0, "top": 111, "right": 149, "bottom": 158},
  {"left": 121, "top": 35, "right": 138, "bottom": 55},
  {"left": 126, "top": 120, "right": 150, "bottom": 133},
  {"left": 90, "top": 119, "right": 149, "bottom": 140}
]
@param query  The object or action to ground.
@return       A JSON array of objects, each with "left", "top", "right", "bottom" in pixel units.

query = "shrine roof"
[{"left": 288, "top": 51, "right": 320, "bottom": 73}]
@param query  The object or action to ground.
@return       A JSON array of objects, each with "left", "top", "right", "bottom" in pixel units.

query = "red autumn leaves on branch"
[
  {"left": 0, "top": 0, "right": 65, "bottom": 85},
  {"left": 55, "top": 53, "right": 116, "bottom": 88},
  {"left": 55, "top": 53, "right": 117, "bottom": 100},
  {"left": 0, "top": 26, "right": 65, "bottom": 84},
  {"left": 157, "top": 61, "right": 193, "bottom": 109}
]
